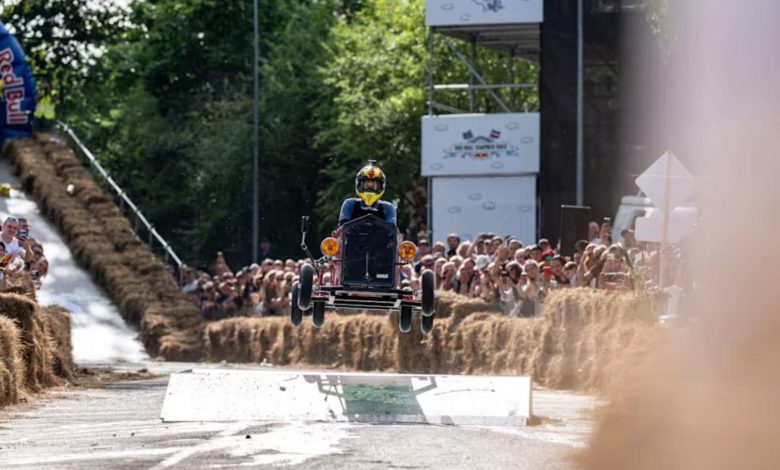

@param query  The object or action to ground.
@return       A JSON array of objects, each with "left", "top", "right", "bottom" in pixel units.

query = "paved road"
[{"left": 0, "top": 363, "right": 598, "bottom": 469}]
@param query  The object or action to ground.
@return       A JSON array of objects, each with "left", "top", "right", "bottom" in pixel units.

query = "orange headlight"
[
  {"left": 399, "top": 241, "right": 417, "bottom": 261},
  {"left": 320, "top": 237, "right": 340, "bottom": 257}
]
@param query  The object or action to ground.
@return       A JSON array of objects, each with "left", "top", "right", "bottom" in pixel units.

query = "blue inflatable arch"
[{"left": 0, "top": 21, "right": 36, "bottom": 144}]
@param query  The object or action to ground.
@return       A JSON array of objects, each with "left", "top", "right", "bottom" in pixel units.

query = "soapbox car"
[{"left": 291, "top": 215, "right": 435, "bottom": 333}]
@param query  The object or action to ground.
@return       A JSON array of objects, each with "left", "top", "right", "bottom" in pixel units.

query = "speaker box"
[{"left": 559, "top": 205, "right": 591, "bottom": 258}]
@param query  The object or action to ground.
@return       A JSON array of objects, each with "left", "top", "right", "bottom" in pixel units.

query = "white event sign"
[
  {"left": 426, "top": 0, "right": 543, "bottom": 27},
  {"left": 431, "top": 175, "right": 536, "bottom": 246},
  {"left": 422, "top": 113, "right": 540, "bottom": 177}
]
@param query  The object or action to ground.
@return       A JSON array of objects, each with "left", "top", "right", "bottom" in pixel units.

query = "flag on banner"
[
  {"left": 462, "top": 130, "right": 474, "bottom": 140},
  {"left": 490, "top": 129, "right": 501, "bottom": 139}
]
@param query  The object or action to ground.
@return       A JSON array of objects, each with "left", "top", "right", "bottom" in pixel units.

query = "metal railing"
[{"left": 55, "top": 120, "right": 185, "bottom": 273}]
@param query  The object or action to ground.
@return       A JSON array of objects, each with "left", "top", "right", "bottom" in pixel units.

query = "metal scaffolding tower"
[{"left": 422, "top": 1, "right": 544, "bottom": 244}]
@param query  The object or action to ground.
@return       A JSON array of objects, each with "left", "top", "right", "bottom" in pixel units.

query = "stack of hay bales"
[
  {"left": 3, "top": 136, "right": 204, "bottom": 361},
  {"left": 0, "top": 274, "right": 74, "bottom": 407},
  {"left": 1, "top": 135, "right": 656, "bottom": 385},
  {"left": 204, "top": 289, "right": 656, "bottom": 392}
]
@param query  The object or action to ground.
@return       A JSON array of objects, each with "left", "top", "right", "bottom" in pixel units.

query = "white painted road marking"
[{"left": 149, "top": 422, "right": 249, "bottom": 469}]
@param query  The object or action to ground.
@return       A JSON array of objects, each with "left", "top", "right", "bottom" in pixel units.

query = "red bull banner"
[{"left": 0, "top": 21, "right": 36, "bottom": 144}]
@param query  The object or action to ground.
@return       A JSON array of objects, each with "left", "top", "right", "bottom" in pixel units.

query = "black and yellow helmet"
[{"left": 355, "top": 160, "right": 386, "bottom": 206}]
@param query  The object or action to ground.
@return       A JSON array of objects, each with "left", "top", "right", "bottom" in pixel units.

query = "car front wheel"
[
  {"left": 399, "top": 306, "right": 412, "bottom": 333},
  {"left": 312, "top": 301, "right": 326, "bottom": 328},
  {"left": 298, "top": 263, "right": 315, "bottom": 311},
  {"left": 291, "top": 282, "right": 303, "bottom": 326},
  {"left": 421, "top": 269, "right": 435, "bottom": 317}
]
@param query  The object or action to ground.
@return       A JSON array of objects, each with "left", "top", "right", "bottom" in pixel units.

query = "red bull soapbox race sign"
[
  {"left": 0, "top": 21, "right": 36, "bottom": 143},
  {"left": 421, "top": 113, "right": 540, "bottom": 176}
]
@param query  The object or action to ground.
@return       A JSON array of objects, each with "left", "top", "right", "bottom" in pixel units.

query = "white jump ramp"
[{"left": 160, "top": 368, "right": 533, "bottom": 426}]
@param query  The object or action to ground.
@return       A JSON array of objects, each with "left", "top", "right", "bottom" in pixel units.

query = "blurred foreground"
[{"left": 581, "top": 2, "right": 780, "bottom": 469}]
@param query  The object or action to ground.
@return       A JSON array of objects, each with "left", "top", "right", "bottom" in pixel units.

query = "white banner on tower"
[
  {"left": 426, "top": 0, "right": 543, "bottom": 27},
  {"left": 422, "top": 113, "right": 540, "bottom": 177},
  {"left": 431, "top": 175, "right": 536, "bottom": 246}
]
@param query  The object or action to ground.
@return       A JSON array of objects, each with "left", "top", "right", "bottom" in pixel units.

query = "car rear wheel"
[
  {"left": 421, "top": 270, "right": 435, "bottom": 317},
  {"left": 290, "top": 282, "right": 303, "bottom": 327},
  {"left": 312, "top": 301, "right": 326, "bottom": 328},
  {"left": 421, "top": 311, "right": 434, "bottom": 334},
  {"left": 298, "top": 263, "right": 315, "bottom": 311},
  {"left": 399, "top": 306, "right": 412, "bottom": 333}
]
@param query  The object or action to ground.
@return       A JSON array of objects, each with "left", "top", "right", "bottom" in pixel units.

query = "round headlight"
[
  {"left": 399, "top": 241, "right": 417, "bottom": 261},
  {"left": 320, "top": 237, "right": 340, "bottom": 257}
]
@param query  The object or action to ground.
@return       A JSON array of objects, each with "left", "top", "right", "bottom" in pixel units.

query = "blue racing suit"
[{"left": 338, "top": 198, "right": 397, "bottom": 226}]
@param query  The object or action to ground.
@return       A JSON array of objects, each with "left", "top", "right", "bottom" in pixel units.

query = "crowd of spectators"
[
  {"left": 404, "top": 221, "right": 642, "bottom": 317},
  {"left": 0, "top": 215, "right": 49, "bottom": 289},
  {"left": 180, "top": 251, "right": 298, "bottom": 320},
  {"left": 186, "top": 219, "right": 684, "bottom": 321}
]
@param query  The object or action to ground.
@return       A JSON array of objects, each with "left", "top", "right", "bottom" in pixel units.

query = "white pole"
[{"left": 659, "top": 152, "right": 673, "bottom": 288}]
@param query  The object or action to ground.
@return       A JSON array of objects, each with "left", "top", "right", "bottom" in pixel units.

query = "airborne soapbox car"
[{"left": 291, "top": 215, "right": 435, "bottom": 333}]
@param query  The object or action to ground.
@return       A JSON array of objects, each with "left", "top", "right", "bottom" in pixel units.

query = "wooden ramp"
[{"left": 160, "top": 368, "right": 533, "bottom": 426}]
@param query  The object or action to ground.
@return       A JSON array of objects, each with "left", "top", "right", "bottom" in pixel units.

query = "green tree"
[
  {"left": 0, "top": 0, "right": 129, "bottom": 106},
  {"left": 313, "top": 0, "right": 539, "bottom": 232},
  {"left": 61, "top": 0, "right": 340, "bottom": 268},
  {"left": 314, "top": 0, "right": 430, "bottom": 231}
]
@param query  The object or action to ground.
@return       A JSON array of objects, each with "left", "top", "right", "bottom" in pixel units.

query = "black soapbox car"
[{"left": 291, "top": 215, "right": 435, "bottom": 333}]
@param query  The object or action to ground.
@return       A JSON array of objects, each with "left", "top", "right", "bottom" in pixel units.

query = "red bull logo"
[{"left": 0, "top": 48, "right": 29, "bottom": 125}]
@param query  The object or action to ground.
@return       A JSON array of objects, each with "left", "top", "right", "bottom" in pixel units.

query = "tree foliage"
[
  {"left": 1, "top": 0, "right": 538, "bottom": 269},
  {"left": 0, "top": 0, "right": 128, "bottom": 102}
]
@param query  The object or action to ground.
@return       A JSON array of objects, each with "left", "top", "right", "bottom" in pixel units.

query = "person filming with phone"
[{"left": 0, "top": 217, "right": 30, "bottom": 282}]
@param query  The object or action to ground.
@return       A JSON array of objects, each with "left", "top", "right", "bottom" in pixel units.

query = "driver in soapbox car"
[{"left": 291, "top": 161, "right": 435, "bottom": 333}]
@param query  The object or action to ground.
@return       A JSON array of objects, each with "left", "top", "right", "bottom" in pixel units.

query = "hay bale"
[
  {"left": 0, "top": 316, "right": 22, "bottom": 406},
  {"left": 88, "top": 202, "right": 121, "bottom": 218},
  {"left": 140, "top": 312, "right": 202, "bottom": 361},
  {"left": 2, "top": 272, "right": 37, "bottom": 302},
  {"left": 40, "top": 306, "right": 74, "bottom": 380},
  {"left": 201, "top": 289, "right": 656, "bottom": 392},
  {"left": 0, "top": 293, "right": 59, "bottom": 392}
]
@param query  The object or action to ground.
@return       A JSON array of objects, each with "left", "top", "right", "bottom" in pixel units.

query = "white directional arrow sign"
[
  {"left": 634, "top": 151, "right": 698, "bottom": 244},
  {"left": 634, "top": 151, "right": 696, "bottom": 215}
]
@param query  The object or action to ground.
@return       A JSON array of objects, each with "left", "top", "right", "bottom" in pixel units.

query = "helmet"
[{"left": 355, "top": 160, "right": 386, "bottom": 206}]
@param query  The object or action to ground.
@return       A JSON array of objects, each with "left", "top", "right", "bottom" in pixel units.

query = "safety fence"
[{"left": 55, "top": 121, "right": 184, "bottom": 276}]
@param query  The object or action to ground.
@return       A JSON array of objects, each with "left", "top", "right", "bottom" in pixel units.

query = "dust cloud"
[{"left": 580, "top": 1, "right": 780, "bottom": 469}]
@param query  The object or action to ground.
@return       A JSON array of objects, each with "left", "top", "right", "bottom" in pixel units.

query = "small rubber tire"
[
  {"left": 312, "top": 301, "right": 326, "bottom": 328},
  {"left": 399, "top": 306, "right": 412, "bottom": 333},
  {"left": 291, "top": 282, "right": 303, "bottom": 327},
  {"left": 421, "top": 312, "right": 434, "bottom": 334},
  {"left": 298, "top": 263, "right": 315, "bottom": 311},
  {"left": 421, "top": 269, "right": 435, "bottom": 317}
]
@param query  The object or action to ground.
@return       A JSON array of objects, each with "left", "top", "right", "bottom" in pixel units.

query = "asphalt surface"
[{"left": 0, "top": 363, "right": 598, "bottom": 469}]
